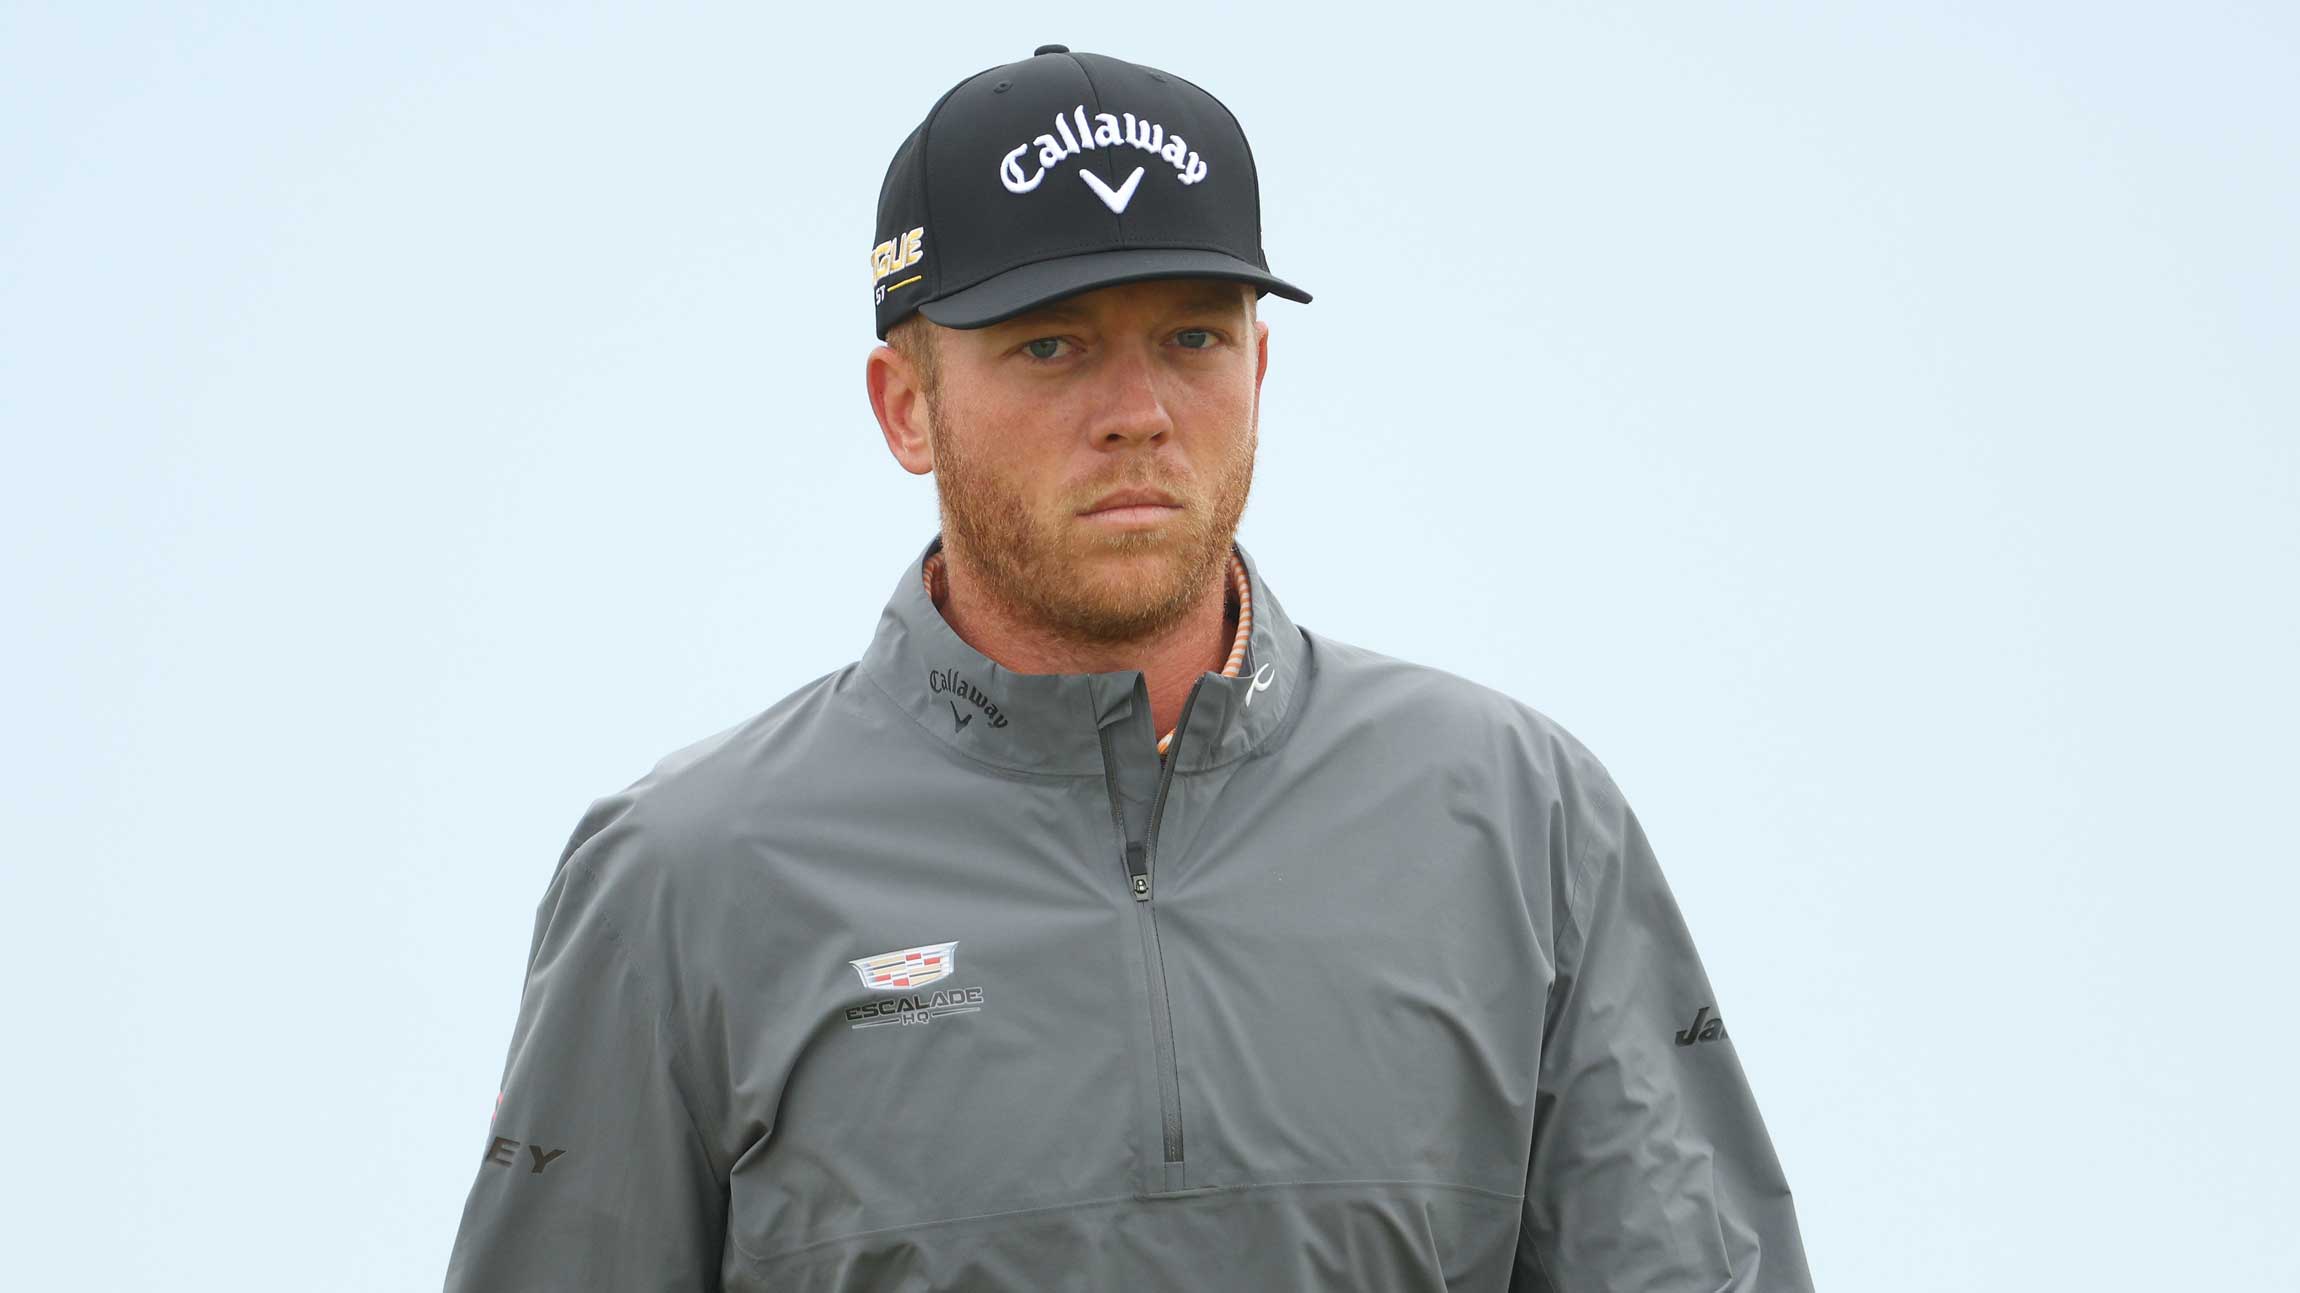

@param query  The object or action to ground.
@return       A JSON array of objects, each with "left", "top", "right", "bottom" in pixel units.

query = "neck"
[{"left": 933, "top": 549, "right": 1235, "bottom": 742}]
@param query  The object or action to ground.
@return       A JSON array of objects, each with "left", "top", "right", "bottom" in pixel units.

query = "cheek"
[
  {"left": 943, "top": 404, "right": 1066, "bottom": 501},
  {"left": 1179, "top": 377, "right": 1259, "bottom": 453}
]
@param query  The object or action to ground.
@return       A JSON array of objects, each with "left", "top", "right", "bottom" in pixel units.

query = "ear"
[
  {"left": 1254, "top": 316, "right": 1270, "bottom": 392},
  {"left": 866, "top": 342, "right": 935, "bottom": 476}
]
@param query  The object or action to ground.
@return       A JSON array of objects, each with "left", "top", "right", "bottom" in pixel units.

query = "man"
[{"left": 445, "top": 45, "right": 1814, "bottom": 1292}]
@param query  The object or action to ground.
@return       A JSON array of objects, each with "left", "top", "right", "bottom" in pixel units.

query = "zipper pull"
[{"left": 1125, "top": 840, "right": 1151, "bottom": 902}]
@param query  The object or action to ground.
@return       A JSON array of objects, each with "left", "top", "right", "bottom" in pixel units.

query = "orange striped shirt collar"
[{"left": 920, "top": 547, "right": 1253, "bottom": 756}]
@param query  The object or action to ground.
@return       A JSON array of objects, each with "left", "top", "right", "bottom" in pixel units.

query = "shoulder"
[
  {"left": 1294, "top": 627, "right": 1645, "bottom": 933},
  {"left": 1295, "top": 626, "right": 1633, "bottom": 820},
  {"left": 541, "top": 662, "right": 877, "bottom": 916}
]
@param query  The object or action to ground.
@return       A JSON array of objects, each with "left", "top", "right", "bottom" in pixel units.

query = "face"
[{"left": 872, "top": 277, "right": 1269, "bottom": 646}]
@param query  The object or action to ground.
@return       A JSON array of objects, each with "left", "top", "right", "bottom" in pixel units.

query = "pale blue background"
[{"left": 4, "top": 3, "right": 2293, "bottom": 1288}]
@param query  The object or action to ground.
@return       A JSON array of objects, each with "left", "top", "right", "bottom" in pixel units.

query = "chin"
[
  {"left": 1073, "top": 533, "right": 1196, "bottom": 578},
  {"left": 1067, "top": 532, "right": 1186, "bottom": 577}
]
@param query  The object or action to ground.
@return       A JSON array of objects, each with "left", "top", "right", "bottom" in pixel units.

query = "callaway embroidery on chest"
[
  {"left": 845, "top": 940, "right": 989, "bottom": 1029},
  {"left": 999, "top": 104, "right": 1211, "bottom": 213}
]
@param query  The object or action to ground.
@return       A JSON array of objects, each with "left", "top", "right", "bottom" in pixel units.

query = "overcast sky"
[{"left": 4, "top": 3, "right": 2294, "bottom": 1288}]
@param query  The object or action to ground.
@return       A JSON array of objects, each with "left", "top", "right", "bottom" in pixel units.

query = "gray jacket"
[{"left": 444, "top": 535, "right": 1813, "bottom": 1291}]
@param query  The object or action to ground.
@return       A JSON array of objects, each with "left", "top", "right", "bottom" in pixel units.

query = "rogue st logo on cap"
[
  {"left": 870, "top": 225, "right": 925, "bottom": 305},
  {"left": 868, "top": 45, "right": 1310, "bottom": 340}
]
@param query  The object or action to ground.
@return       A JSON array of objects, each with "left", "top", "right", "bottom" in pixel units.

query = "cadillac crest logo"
[
  {"left": 845, "top": 940, "right": 987, "bottom": 1028},
  {"left": 850, "top": 940, "right": 959, "bottom": 990}
]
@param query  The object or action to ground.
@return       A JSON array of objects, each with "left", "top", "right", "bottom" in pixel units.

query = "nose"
[{"left": 1089, "top": 338, "right": 1174, "bottom": 448}]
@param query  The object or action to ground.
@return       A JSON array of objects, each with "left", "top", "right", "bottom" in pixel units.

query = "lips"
[{"left": 1081, "top": 488, "right": 1181, "bottom": 515}]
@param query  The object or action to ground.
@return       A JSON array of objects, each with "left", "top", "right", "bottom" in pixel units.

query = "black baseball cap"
[{"left": 869, "top": 44, "right": 1312, "bottom": 341}]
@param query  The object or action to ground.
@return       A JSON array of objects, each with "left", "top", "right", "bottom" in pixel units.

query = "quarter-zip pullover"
[{"left": 444, "top": 534, "right": 1814, "bottom": 1291}]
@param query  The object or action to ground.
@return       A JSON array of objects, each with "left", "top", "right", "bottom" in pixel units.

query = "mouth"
[
  {"left": 1080, "top": 504, "right": 1181, "bottom": 527},
  {"left": 1080, "top": 488, "right": 1182, "bottom": 517},
  {"left": 1079, "top": 489, "right": 1184, "bottom": 529}
]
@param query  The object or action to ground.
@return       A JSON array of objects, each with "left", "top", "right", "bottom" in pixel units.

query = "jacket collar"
[{"left": 859, "top": 534, "right": 1305, "bottom": 777}]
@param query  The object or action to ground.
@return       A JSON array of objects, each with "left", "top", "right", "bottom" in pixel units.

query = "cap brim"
[{"left": 917, "top": 247, "right": 1311, "bottom": 330}]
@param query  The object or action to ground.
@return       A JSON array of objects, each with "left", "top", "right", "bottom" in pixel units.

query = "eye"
[
  {"left": 1175, "top": 329, "right": 1217, "bottom": 350},
  {"left": 1022, "top": 337, "right": 1068, "bottom": 361}
]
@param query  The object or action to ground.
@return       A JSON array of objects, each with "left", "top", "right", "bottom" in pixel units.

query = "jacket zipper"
[{"left": 1097, "top": 678, "right": 1203, "bottom": 1167}]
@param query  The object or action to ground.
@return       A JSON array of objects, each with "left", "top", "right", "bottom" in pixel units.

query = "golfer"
[{"left": 445, "top": 43, "right": 1814, "bottom": 1292}]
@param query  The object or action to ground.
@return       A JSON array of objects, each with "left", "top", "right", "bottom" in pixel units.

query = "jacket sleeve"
[
  {"left": 443, "top": 799, "right": 729, "bottom": 1291},
  {"left": 1512, "top": 765, "right": 1814, "bottom": 1292}
]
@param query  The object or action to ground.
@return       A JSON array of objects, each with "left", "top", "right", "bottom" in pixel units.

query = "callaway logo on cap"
[{"left": 869, "top": 44, "right": 1312, "bottom": 340}]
